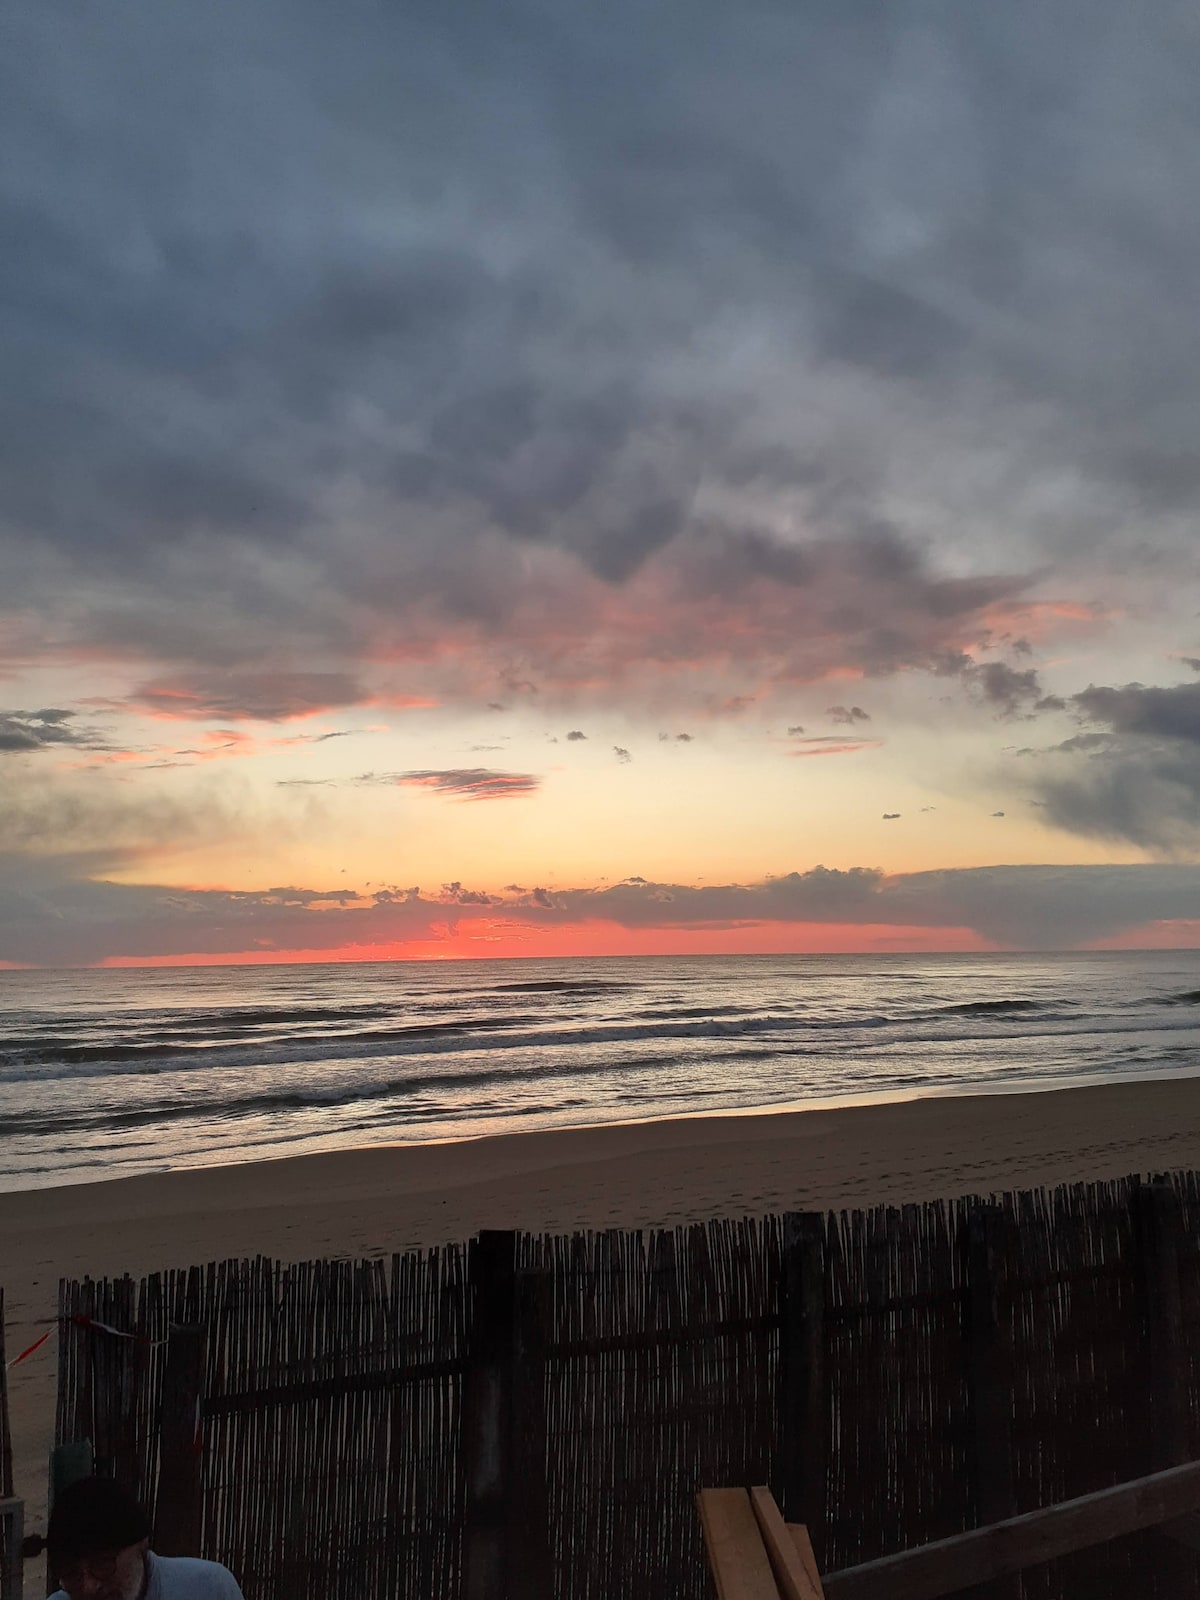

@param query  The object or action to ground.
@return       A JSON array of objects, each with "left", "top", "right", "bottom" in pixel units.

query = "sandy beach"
[{"left": 6, "top": 1076, "right": 1200, "bottom": 1515}]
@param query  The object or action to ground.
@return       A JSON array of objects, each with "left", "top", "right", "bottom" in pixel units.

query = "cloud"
[
  {"left": 0, "top": 769, "right": 262, "bottom": 863},
  {"left": 1021, "top": 679, "right": 1200, "bottom": 851},
  {"left": 1029, "top": 744, "right": 1200, "bottom": 855},
  {"left": 828, "top": 705, "right": 871, "bottom": 725},
  {"left": 5, "top": 858, "right": 1200, "bottom": 965},
  {"left": 991, "top": 810, "right": 1005, "bottom": 817},
  {"left": 440, "top": 881, "right": 500, "bottom": 905},
  {"left": 932, "top": 653, "right": 1062, "bottom": 716},
  {"left": 0, "top": 709, "right": 107, "bottom": 754},
  {"left": 883, "top": 812, "right": 901, "bottom": 819},
  {"left": 789, "top": 737, "right": 882, "bottom": 758},
  {"left": 566, "top": 730, "right": 587, "bottom": 741},
  {"left": 1072, "top": 681, "right": 1200, "bottom": 742},
  {"left": 787, "top": 725, "right": 806, "bottom": 736},
  {"left": 385, "top": 768, "right": 541, "bottom": 800},
  {"left": 613, "top": 746, "right": 632, "bottom": 763},
  {"left": 129, "top": 672, "right": 369, "bottom": 722},
  {"left": 9, "top": 0, "right": 1196, "bottom": 716}
]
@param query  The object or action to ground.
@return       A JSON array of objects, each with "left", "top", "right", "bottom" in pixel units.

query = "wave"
[
  {"left": 484, "top": 979, "right": 632, "bottom": 994},
  {"left": 0, "top": 1001, "right": 1104, "bottom": 1087},
  {"left": 0, "top": 1012, "right": 546, "bottom": 1071},
  {"left": 1165, "top": 989, "right": 1200, "bottom": 1006},
  {"left": 933, "top": 999, "right": 1046, "bottom": 1017},
  {"left": 0, "top": 1046, "right": 706, "bottom": 1138}
]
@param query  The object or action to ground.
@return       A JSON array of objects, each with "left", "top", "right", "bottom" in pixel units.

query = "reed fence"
[{"left": 55, "top": 1171, "right": 1200, "bottom": 1600}]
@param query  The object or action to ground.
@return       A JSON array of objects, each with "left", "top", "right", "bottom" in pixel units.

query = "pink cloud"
[
  {"left": 789, "top": 738, "right": 883, "bottom": 757},
  {"left": 371, "top": 768, "right": 542, "bottom": 800}
]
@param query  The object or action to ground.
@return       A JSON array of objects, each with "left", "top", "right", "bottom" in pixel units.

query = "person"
[{"left": 24, "top": 1476, "right": 244, "bottom": 1600}]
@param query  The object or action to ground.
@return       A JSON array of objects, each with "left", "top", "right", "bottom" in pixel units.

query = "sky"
[{"left": 5, "top": 0, "right": 1200, "bottom": 965}]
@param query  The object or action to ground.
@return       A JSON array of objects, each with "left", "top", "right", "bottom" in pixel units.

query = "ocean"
[{"left": 2, "top": 950, "right": 1200, "bottom": 1193}]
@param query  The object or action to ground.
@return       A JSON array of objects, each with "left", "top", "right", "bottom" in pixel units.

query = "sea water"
[{"left": 2, "top": 949, "right": 1199, "bottom": 1191}]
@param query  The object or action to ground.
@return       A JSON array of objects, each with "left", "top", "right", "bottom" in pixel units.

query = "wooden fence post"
[
  {"left": 154, "top": 1325, "right": 204, "bottom": 1558},
  {"left": 965, "top": 1202, "right": 1019, "bottom": 1600},
  {"left": 1134, "top": 1183, "right": 1189, "bottom": 1469},
  {"left": 461, "top": 1232, "right": 551, "bottom": 1600},
  {"left": 1134, "top": 1182, "right": 1191, "bottom": 1588},
  {"left": 779, "top": 1213, "right": 827, "bottom": 1566}
]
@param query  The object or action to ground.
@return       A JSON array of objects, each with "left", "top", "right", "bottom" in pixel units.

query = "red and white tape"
[
  {"left": 6, "top": 1328, "right": 52, "bottom": 1369},
  {"left": 5, "top": 1313, "right": 168, "bottom": 1370}
]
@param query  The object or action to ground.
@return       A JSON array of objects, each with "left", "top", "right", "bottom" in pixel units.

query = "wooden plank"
[
  {"left": 821, "top": 1459, "right": 1200, "bottom": 1600},
  {"left": 154, "top": 1325, "right": 205, "bottom": 1558},
  {"left": 786, "top": 1525, "right": 827, "bottom": 1600},
  {"left": 749, "top": 1488, "right": 823, "bottom": 1600},
  {"left": 697, "top": 1489, "right": 782, "bottom": 1600}
]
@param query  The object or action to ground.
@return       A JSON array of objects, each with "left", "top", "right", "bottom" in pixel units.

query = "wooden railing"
[{"left": 700, "top": 1460, "right": 1200, "bottom": 1600}]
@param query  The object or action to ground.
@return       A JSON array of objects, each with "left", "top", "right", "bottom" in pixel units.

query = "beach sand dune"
[{"left": 5, "top": 1077, "right": 1200, "bottom": 1514}]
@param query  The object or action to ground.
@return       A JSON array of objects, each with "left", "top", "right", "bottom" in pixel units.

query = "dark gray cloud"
[
  {"left": 828, "top": 705, "right": 871, "bottom": 725},
  {"left": 1030, "top": 744, "right": 1200, "bottom": 854},
  {"left": 1021, "top": 679, "right": 1200, "bottom": 851},
  {"left": 6, "top": 0, "right": 1200, "bottom": 700},
  {"left": 5, "top": 858, "right": 1199, "bottom": 965},
  {"left": 0, "top": 709, "right": 106, "bottom": 753},
  {"left": 439, "top": 881, "right": 501, "bottom": 905},
  {"left": 566, "top": 730, "right": 587, "bottom": 741},
  {"left": 933, "top": 652, "right": 1062, "bottom": 715},
  {"left": 613, "top": 746, "right": 632, "bottom": 763},
  {"left": 129, "top": 671, "right": 369, "bottom": 721},
  {"left": 1073, "top": 681, "right": 1200, "bottom": 742}
]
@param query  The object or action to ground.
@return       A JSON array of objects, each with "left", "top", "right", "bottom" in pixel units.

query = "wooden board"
[
  {"left": 698, "top": 1489, "right": 782, "bottom": 1600},
  {"left": 787, "top": 1524, "right": 828, "bottom": 1600},
  {"left": 748, "top": 1487, "right": 825, "bottom": 1600},
  {"left": 822, "top": 1458, "right": 1200, "bottom": 1600}
]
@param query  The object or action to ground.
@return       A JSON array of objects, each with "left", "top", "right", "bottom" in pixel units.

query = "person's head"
[{"left": 43, "top": 1477, "right": 151, "bottom": 1600}]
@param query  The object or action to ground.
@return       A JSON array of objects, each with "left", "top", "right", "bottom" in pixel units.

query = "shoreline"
[
  {"left": 7, "top": 1074, "right": 1200, "bottom": 1513},
  {"left": 8, "top": 1054, "right": 1200, "bottom": 1199}
]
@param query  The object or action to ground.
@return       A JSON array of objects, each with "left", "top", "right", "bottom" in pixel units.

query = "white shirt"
[{"left": 51, "top": 1550, "right": 245, "bottom": 1600}]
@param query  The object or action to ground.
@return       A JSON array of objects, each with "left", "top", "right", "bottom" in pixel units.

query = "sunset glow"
[{"left": 5, "top": 0, "right": 1200, "bottom": 966}]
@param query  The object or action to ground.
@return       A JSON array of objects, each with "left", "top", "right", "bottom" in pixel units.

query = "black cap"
[{"left": 45, "top": 1478, "right": 151, "bottom": 1560}]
